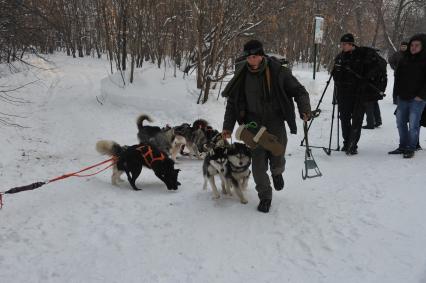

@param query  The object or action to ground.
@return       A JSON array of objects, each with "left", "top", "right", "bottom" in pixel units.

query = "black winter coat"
[
  {"left": 333, "top": 49, "right": 364, "bottom": 95},
  {"left": 394, "top": 34, "right": 426, "bottom": 101},
  {"left": 222, "top": 57, "right": 311, "bottom": 134},
  {"left": 333, "top": 47, "right": 384, "bottom": 101},
  {"left": 388, "top": 51, "right": 404, "bottom": 71}
]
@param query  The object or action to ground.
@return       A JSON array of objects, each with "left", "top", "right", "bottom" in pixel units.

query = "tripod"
[{"left": 300, "top": 72, "right": 341, "bottom": 155}]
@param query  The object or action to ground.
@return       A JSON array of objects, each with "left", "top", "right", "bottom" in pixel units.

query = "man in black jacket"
[
  {"left": 333, "top": 33, "right": 377, "bottom": 155},
  {"left": 221, "top": 39, "right": 311, "bottom": 213},
  {"left": 389, "top": 34, "right": 426, "bottom": 158},
  {"left": 389, "top": 41, "right": 409, "bottom": 105}
]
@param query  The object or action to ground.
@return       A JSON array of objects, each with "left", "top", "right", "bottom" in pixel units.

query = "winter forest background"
[
  {"left": 1, "top": 0, "right": 426, "bottom": 109},
  {"left": 2, "top": 1, "right": 426, "bottom": 282}
]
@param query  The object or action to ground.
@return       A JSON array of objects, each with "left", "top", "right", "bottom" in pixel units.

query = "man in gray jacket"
[{"left": 221, "top": 39, "right": 311, "bottom": 213}]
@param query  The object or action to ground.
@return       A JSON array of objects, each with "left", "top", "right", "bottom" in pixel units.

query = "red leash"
[
  {"left": 47, "top": 157, "right": 117, "bottom": 183},
  {"left": 0, "top": 157, "right": 117, "bottom": 209}
]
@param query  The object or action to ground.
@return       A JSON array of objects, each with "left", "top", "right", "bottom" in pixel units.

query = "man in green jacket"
[{"left": 221, "top": 39, "right": 311, "bottom": 213}]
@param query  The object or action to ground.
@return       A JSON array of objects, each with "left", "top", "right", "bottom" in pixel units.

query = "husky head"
[
  {"left": 227, "top": 142, "right": 252, "bottom": 168},
  {"left": 173, "top": 123, "right": 192, "bottom": 138},
  {"left": 206, "top": 146, "right": 228, "bottom": 173},
  {"left": 209, "top": 146, "right": 228, "bottom": 164},
  {"left": 192, "top": 119, "right": 209, "bottom": 130},
  {"left": 157, "top": 158, "right": 181, "bottom": 190},
  {"left": 174, "top": 122, "right": 208, "bottom": 153},
  {"left": 203, "top": 131, "right": 229, "bottom": 152}
]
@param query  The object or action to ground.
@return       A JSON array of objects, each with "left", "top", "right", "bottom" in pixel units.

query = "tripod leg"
[
  {"left": 324, "top": 100, "right": 336, "bottom": 155},
  {"left": 300, "top": 72, "right": 333, "bottom": 146},
  {"left": 336, "top": 103, "right": 341, "bottom": 151}
]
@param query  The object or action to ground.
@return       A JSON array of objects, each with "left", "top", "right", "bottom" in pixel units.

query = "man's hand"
[
  {"left": 301, "top": 112, "right": 311, "bottom": 122},
  {"left": 414, "top": 96, "right": 424, "bottom": 102},
  {"left": 222, "top": 130, "right": 232, "bottom": 139}
]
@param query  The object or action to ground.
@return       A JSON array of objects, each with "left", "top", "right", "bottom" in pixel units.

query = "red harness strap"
[
  {"left": 48, "top": 157, "right": 117, "bottom": 183},
  {"left": 0, "top": 157, "right": 117, "bottom": 209},
  {"left": 136, "top": 145, "right": 165, "bottom": 168}
]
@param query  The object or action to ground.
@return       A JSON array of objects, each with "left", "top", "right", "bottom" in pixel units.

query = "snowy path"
[{"left": 1, "top": 54, "right": 425, "bottom": 283}]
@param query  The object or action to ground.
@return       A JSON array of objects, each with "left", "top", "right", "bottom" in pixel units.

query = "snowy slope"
[{"left": 1, "top": 54, "right": 425, "bottom": 283}]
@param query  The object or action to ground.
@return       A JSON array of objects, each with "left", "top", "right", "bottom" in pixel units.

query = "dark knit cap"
[
  {"left": 340, "top": 33, "right": 355, "bottom": 43},
  {"left": 401, "top": 41, "right": 409, "bottom": 46},
  {"left": 243, "top": 39, "right": 265, "bottom": 56},
  {"left": 409, "top": 34, "right": 426, "bottom": 45}
]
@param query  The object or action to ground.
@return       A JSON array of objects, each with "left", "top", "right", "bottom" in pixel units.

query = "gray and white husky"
[
  {"left": 225, "top": 143, "right": 252, "bottom": 204},
  {"left": 173, "top": 123, "right": 205, "bottom": 159},
  {"left": 137, "top": 114, "right": 175, "bottom": 155},
  {"left": 202, "top": 146, "right": 231, "bottom": 199},
  {"left": 137, "top": 114, "right": 192, "bottom": 162}
]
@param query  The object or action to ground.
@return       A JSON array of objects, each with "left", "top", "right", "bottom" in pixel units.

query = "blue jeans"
[{"left": 396, "top": 98, "right": 426, "bottom": 151}]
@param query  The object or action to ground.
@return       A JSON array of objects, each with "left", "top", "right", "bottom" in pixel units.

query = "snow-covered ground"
[{"left": 1, "top": 54, "right": 425, "bottom": 283}]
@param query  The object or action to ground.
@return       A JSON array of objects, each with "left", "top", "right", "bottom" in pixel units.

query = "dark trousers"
[
  {"left": 251, "top": 121, "right": 287, "bottom": 201},
  {"left": 364, "top": 101, "right": 382, "bottom": 127},
  {"left": 338, "top": 95, "right": 365, "bottom": 148}
]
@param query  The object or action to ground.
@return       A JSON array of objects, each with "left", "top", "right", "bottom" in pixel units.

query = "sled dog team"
[{"left": 96, "top": 113, "right": 252, "bottom": 204}]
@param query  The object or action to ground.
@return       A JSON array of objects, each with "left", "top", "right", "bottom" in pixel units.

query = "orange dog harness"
[{"left": 136, "top": 145, "right": 165, "bottom": 168}]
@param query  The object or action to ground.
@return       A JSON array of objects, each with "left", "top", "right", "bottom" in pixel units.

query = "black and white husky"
[
  {"left": 225, "top": 143, "right": 252, "bottom": 204},
  {"left": 202, "top": 146, "right": 231, "bottom": 199}
]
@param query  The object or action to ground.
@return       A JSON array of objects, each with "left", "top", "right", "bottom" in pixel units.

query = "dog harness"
[{"left": 136, "top": 145, "right": 165, "bottom": 168}]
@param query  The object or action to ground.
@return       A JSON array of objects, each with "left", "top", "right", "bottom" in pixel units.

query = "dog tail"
[
  {"left": 136, "top": 114, "right": 153, "bottom": 130},
  {"left": 96, "top": 140, "right": 122, "bottom": 156}
]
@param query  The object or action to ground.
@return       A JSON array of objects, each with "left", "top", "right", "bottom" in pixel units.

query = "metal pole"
[
  {"left": 313, "top": 43, "right": 317, "bottom": 80},
  {"left": 300, "top": 71, "right": 333, "bottom": 146}
]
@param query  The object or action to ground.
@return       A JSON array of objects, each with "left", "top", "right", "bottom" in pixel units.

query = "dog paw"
[
  {"left": 240, "top": 199, "right": 248, "bottom": 204},
  {"left": 212, "top": 194, "right": 220, "bottom": 199}
]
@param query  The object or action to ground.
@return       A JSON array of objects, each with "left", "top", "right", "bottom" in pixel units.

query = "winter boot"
[
  {"left": 388, "top": 148, "right": 405, "bottom": 154},
  {"left": 403, "top": 150, "right": 414, "bottom": 158},
  {"left": 345, "top": 144, "right": 358, "bottom": 155},
  {"left": 341, "top": 142, "right": 348, "bottom": 152},
  {"left": 257, "top": 199, "right": 272, "bottom": 213},
  {"left": 272, "top": 174, "right": 284, "bottom": 191}
]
